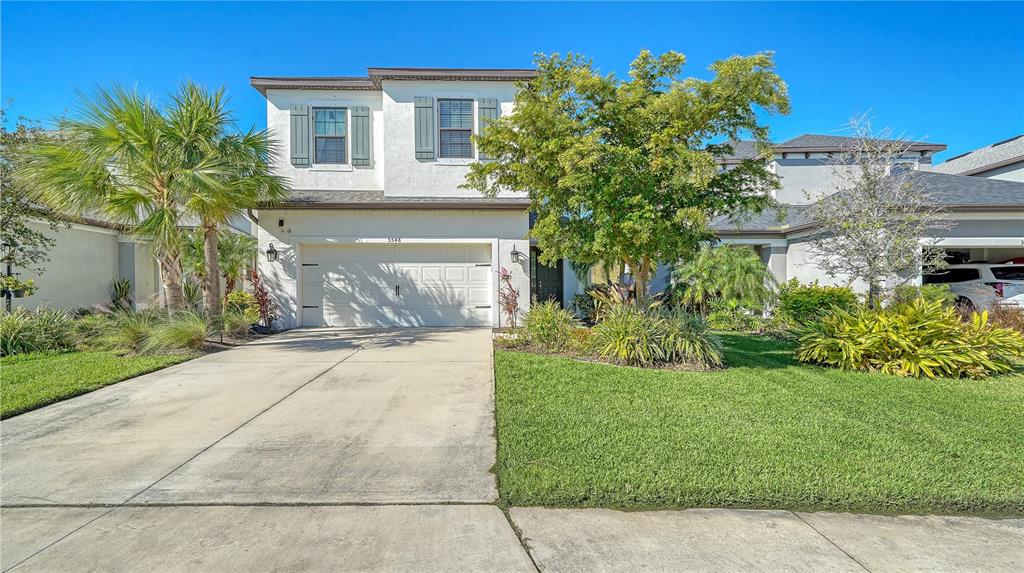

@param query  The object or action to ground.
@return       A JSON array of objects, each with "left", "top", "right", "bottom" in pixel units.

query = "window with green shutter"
[
  {"left": 438, "top": 99, "right": 473, "bottom": 158},
  {"left": 313, "top": 107, "right": 347, "bottom": 164}
]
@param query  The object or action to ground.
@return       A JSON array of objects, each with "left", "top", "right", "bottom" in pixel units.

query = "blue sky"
[{"left": 3, "top": 1, "right": 1022, "bottom": 161}]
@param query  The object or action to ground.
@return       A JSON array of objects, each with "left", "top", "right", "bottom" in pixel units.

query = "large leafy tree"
[
  {"left": 0, "top": 110, "right": 65, "bottom": 274},
  {"left": 465, "top": 50, "right": 789, "bottom": 302},
  {"left": 169, "top": 83, "right": 286, "bottom": 318}
]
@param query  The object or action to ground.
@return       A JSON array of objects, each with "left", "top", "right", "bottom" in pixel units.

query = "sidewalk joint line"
[{"left": 792, "top": 511, "right": 872, "bottom": 572}]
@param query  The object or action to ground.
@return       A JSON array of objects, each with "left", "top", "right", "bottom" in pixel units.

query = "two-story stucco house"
[
  {"left": 251, "top": 68, "right": 544, "bottom": 329},
  {"left": 250, "top": 67, "right": 1024, "bottom": 329}
]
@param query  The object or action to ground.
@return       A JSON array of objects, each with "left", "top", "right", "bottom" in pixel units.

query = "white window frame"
[
  {"left": 309, "top": 102, "right": 352, "bottom": 171},
  {"left": 436, "top": 97, "right": 476, "bottom": 164}
]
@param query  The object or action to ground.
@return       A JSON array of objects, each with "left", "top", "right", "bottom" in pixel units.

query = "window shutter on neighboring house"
[
  {"left": 477, "top": 98, "right": 499, "bottom": 160},
  {"left": 289, "top": 104, "right": 310, "bottom": 166},
  {"left": 351, "top": 106, "right": 371, "bottom": 166},
  {"left": 414, "top": 97, "right": 435, "bottom": 160}
]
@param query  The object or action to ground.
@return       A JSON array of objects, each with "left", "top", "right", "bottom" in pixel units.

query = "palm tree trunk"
[
  {"left": 202, "top": 221, "right": 223, "bottom": 319},
  {"left": 159, "top": 254, "right": 186, "bottom": 310}
]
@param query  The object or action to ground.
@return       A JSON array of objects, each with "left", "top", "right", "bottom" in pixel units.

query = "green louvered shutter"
[
  {"left": 477, "top": 98, "right": 499, "bottom": 160},
  {"left": 414, "top": 96, "right": 434, "bottom": 160},
  {"left": 351, "top": 106, "right": 371, "bottom": 166},
  {"left": 289, "top": 104, "right": 310, "bottom": 166}
]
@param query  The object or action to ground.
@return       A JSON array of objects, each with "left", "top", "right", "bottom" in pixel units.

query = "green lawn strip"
[
  {"left": 1, "top": 351, "right": 193, "bottom": 419},
  {"left": 494, "top": 334, "right": 1024, "bottom": 515}
]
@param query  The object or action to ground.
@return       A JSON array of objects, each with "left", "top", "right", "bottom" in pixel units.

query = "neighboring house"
[
  {"left": 12, "top": 217, "right": 162, "bottom": 311},
  {"left": 931, "top": 135, "right": 1024, "bottom": 182},
  {"left": 711, "top": 136, "right": 1024, "bottom": 289},
  {"left": 13, "top": 213, "right": 254, "bottom": 311},
  {"left": 251, "top": 68, "right": 1024, "bottom": 328}
]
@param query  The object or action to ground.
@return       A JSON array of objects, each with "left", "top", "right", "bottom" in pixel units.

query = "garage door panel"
[{"left": 302, "top": 244, "right": 493, "bottom": 327}]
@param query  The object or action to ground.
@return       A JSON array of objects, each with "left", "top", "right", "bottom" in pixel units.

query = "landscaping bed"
[
  {"left": 1, "top": 351, "right": 193, "bottom": 418},
  {"left": 494, "top": 333, "right": 1024, "bottom": 515}
]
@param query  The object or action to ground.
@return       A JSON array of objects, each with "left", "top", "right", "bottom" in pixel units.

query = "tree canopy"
[{"left": 464, "top": 50, "right": 789, "bottom": 300}]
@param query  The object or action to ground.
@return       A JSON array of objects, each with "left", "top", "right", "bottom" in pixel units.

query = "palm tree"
[
  {"left": 671, "top": 244, "right": 776, "bottom": 314},
  {"left": 182, "top": 227, "right": 256, "bottom": 294},
  {"left": 217, "top": 231, "right": 257, "bottom": 292},
  {"left": 167, "top": 82, "right": 287, "bottom": 319},
  {"left": 18, "top": 86, "right": 190, "bottom": 308}
]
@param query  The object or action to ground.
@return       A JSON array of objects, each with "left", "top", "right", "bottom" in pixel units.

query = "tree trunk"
[
  {"left": 868, "top": 281, "right": 883, "bottom": 309},
  {"left": 633, "top": 256, "right": 652, "bottom": 306},
  {"left": 202, "top": 221, "right": 222, "bottom": 319},
  {"left": 159, "top": 254, "right": 186, "bottom": 310},
  {"left": 225, "top": 275, "right": 237, "bottom": 293}
]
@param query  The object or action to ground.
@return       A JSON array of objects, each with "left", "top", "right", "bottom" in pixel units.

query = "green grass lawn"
[
  {"left": 1, "top": 351, "right": 192, "bottom": 419},
  {"left": 494, "top": 333, "right": 1024, "bottom": 515}
]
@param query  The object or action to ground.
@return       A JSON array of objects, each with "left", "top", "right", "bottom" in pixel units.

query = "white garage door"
[{"left": 301, "top": 244, "right": 492, "bottom": 327}]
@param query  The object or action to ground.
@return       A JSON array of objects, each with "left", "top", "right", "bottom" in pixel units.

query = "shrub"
[
  {"left": 0, "top": 308, "right": 75, "bottom": 356},
  {"left": 222, "top": 310, "right": 254, "bottom": 338},
  {"left": 888, "top": 284, "right": 955, "bottom": 308},
  {"left": 100, "top": 310, "right": 159, "bottom": 354},
  {"left": 706, "top": 298, "right": 765, "bottom": 332},
  {"left": 570, "top": 291, "right": 596, "bottom": 322},
  {"left": 523, "top": 300, "right": 579, "bottom": 351},
  {"left": 796, "top": 299, "right": 1024, "bottom": 379},
  {"left": 226, "top": 291, "right": 260, "bottom": 324},
  {"left": 142, "top": 311, "right": 208, "bottom": 354},
  {"left": 249, "top": 269, "right": 277, "bottom": 327},
  {"left": 656, "top": 309, "right": 724, "bottom": 368},
  {"left": 989, "top": 304, "right": 1024, "bottom": 334},
  {"left": 592, "top": 306, "right": 723, "bottom": 368},
  {"left": 72, "top": 314, "right": 113, "bottom": 350},
  {"left": 777, "top": 279, "right": 859, "bottom": 325},
  {"left": 592, "top": 306, "right": 662, "bottom": 367},
  {"left": 567, "top": 326, "right": 596, "bottom": 354}
]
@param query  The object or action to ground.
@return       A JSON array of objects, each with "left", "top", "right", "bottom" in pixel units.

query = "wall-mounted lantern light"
[
  {"left": 265, "top": 243, "right": 279, "bottom": 263},
  {"left": 510, "top": 245, "right": 525, "bottom": 264}
]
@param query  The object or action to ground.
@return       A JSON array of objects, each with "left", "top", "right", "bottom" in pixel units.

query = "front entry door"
[{"left": 530, "top": 247, "right": 564, "bottom": 307}]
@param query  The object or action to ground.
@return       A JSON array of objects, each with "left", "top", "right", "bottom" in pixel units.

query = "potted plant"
[{"left": 0, "top": 276, "right": 37, "bottom": 298}]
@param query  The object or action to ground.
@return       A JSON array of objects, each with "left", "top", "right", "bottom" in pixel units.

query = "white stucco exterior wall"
[
  {"left": 381, "top": 80, "right": 521, "bottom": 198},
  {"left": 13, "top": 222, "right": 120, "bottom": 310},
  {"left": 256, "top": 208, "right": 530, "bottom": 329},
  {"left": 265, "top": 89, "right": 385, "bottom": 191}
]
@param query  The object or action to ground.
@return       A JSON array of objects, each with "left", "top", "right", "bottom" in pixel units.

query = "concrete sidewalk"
[{"left": 510, "top": 507, "right": 1024, "bottom": 572}]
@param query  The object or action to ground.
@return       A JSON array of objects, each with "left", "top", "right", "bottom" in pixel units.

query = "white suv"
[{"left": 922, "top": 264, "right": 1024, "bottom": 311}]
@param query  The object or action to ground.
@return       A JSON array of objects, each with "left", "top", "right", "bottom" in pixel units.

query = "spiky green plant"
[
  {"left": 142, "top": 311, "right": 208, "bottom": 354},
  {"left": 797, "top": 299, "right": 1024, "bottom": 379}
]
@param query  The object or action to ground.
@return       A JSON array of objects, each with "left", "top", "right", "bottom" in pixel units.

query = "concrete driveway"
[{"left": 1, "top": 328, "right": 534, "bottom": 571}]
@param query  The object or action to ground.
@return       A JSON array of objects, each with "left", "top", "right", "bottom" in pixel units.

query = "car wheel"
[{"left": 955, "top": 296, "right": 976, "bottom": 314}]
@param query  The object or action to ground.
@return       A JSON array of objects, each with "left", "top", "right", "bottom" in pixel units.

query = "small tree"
[
  {"left": 466, "top": 50, "right": 789, "bottom": 303},
  {"left": 805, "top": 117, "right": 949, "bottom": 307},
  {"left": 0, "top": 110, "right": 64, "bottom": 275}
]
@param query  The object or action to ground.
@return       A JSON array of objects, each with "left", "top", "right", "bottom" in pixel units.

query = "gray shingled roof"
[
  {"left": 273, "top": 190, "right": 530, "bottom": 209},
  {"left": 776, "top": 134, "right": 945, "bottom": 153},
  {"left": 910, "top": 170, "right": 1024, "bottom": 208},
  {"left": 710, "top": 171, "right": 1023, "bottom": 235},
  {"left": 932, "top": 135, "right": 1024, "bottom": 176},
  {"left": 711, "top": 206, "right": 812, "bottom": 232},
  {"left": 716, "top": 140, "right": 764, "bottom": 163}
]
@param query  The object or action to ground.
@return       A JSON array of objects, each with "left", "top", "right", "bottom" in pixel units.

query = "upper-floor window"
[
  {"left": 438, "top": 99, "right": 473, "bottom": 158},
  {"left": 314, "top": 107, "right": 347, "bottom": 164}
]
